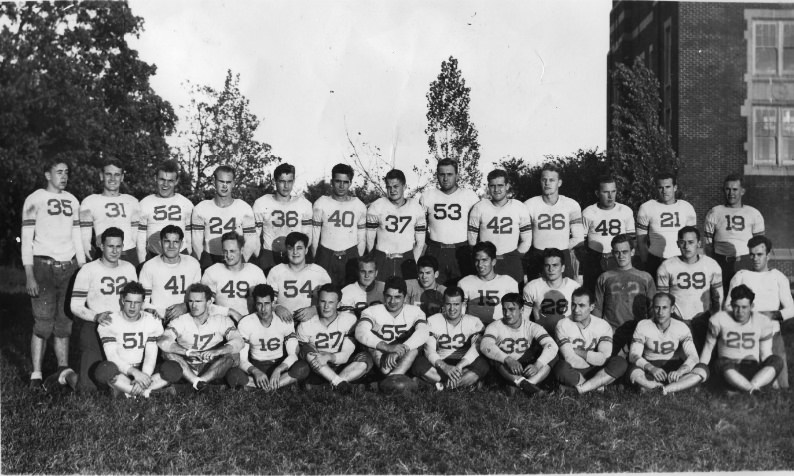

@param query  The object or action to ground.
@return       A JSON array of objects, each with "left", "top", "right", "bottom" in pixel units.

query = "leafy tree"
[
  {"left": 607, "top": 57, "right": 680, "bottom": 211},
  {"left": 424, "top": 56, "right": 482, "bottom": 191},
  {"left": 0, "top": 1, "right": 176, "bottom": 263},
  {"left": 173, "top": 70, "right": 278, "bottom": 202},
  {"left": 303, "top": 178, "right": 382, "bottom": 206}
]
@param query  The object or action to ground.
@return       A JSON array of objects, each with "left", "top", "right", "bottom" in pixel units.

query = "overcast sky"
[{"left": 128, "top": 0, "right": 613, "bottom": 189}]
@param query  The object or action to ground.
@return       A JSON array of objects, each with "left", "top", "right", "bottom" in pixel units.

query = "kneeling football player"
[
  {"left": 296, "top": 284, "right": 373, "bottom": 393},
  {"left": 157, "top": 283, "right": 244, "bottom": 392},
  {"left": 411, "top": 286, "right": 489, "bottom": 390},
  {"left": 354, "top": 276, "right": 429, "bottom": 391},
  {"left": 479, "top": 293, "right": 558, "bottom": 395},
  {"left": 553, "top": 287, "right": 628, "bottom": 394},
  {"left": 225, "top": 284, "right": 310, "bottom": 391},
  {"left": 628, "top": 292, "right": 705, "bottom": 395}
]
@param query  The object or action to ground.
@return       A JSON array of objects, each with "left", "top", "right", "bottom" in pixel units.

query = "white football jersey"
[
  {"left": 426, "top": 313, "right": 484, "bottom": 360},
  {"left": 266, "top": 263, "right": 331, "bottom": 312},
  {"left": 139, "top": 255, "right": 202, "bottom": 315},
  {"left": 704, "top": 205, "right": 765, "bottom": 257},
  {"left": 727, "top": 269, "right": 793, "bottom": 333},
  {"left": 458, "top": 274, "right": 518, "bottom": 324},
  {"left": 359, "top": 303, "right": 426, "bottom": 344},
  {"left": 420, "top": 187, "right": 479, "bottom": 244},
  {"left": 72, "top": 260, "right": 138, "bottom": 314},
  {"left": 636, "top": 199, "right": 697, "bottom": 259},
  {"left": 468, "top": 199, "right": 531, "bottom": 255},
  {"left": 366, "top": 197, "right": 427, "bottom": 253},
  {"left": 582, "top": 202, "right": 636, "bottom": 253},
  {"left": 656, "top": 256, "right": 722, "bottom": 320},
  {"left": 296, "top": 312, "right": 357, "bottom": 355},
  {"left": 98, "top": 311, "right": 163, "bottom": 368},
  {"left": 555, "top": 315, "right": 614, "bottom": 369},
  {"left": 523, "top": 277, "right": 581, "bottom": 333},
  {"left": 708, "top": 311, "right": 773, "bottom": 362},
  {"left": 482, "top": 316, "right": 553, "bottom": 360},
  {"left": 191, "top": 199, "right": 256, "bottom": 255},
  {"left": 253, "top": 194, "right": 313, "bottom": 251},
  {"left": 312, "top": 196, "right": 367, "bottom": 251},
  {"left": 524, "top": 195, "right": 584, "bottom": 251},
  {"left": 138, "top": 193, "right": 193, "bottom": 255},
  {"left": 630, "top": 318, "right": 695, "bottom": 363},
  {"left": 80, "top": 193, "right": 140, "bottom": 250},
  {"left": 21, "top": 189, "right": 82, "bottom": 264},
  {"left": 237, "top": 313, "right": 297, "bottom": 362},
  {"left": 202, "top": 263, "right": 267, "bottom": 316}
]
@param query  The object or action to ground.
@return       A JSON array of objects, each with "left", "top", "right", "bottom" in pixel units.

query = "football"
[{"left": 378, "top": 374, "right": 418, "bottom": 395}]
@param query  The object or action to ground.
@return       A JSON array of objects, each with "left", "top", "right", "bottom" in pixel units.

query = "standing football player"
[
  {"left": 311, "top": 163, "right": 367, "bottom": 285},
  {"left": 405, "top": 255, "right": 447, "bottom": 317},
  {"left": 253, "top": 163, "right": 313, "bottom": 274},
  {"left": 523, "top": 248, "right": 581, "bottom": 335},
  {"left": 636, "top": 172, "right": 696, "bottom": 280},
  {"left": 79, "top": 157, "right": 140, "bottom": 265},
  {"left": 266, "top": 232, "right": 331, "bottom": 315},
  {"left": 137, "top": 159, "right": 193, "bottom": 263},
  {"left": 468, "top": 169, "right": 531, "bottom": 284},
  {"left": 420, "top": 158, "right": 479, "bottom": 285},
  {"left": 191, "top": 165, "right": 257, "bottom": 270},
  {"left": 202, "top": 232, "right": 267, "bottom": 318},
  {"left": 22, "top": 160, "right": 85, "bottom": 389},
  {"left": 457, "top": 241, "right": 519, "bottom": 325}
]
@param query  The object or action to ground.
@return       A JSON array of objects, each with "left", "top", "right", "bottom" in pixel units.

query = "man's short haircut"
[
  {"left": 252, "top": 283, "right": 276, "bottom": 301},
  {"left": 273, "top": 163, "right": 296, "bottom": 181},
  {"left": 677, "top": 225, "right": 700, "bottom": 241},
  {"left": 221, "top": 231, "right": 245, "bottom": 249},
  {"left": 384, "top": 169, "right": 406, "bottom": 185},
  {"left": 417, "top": 255, "right": 439, "bottom": 272},
  {"left": 748, "top": 235, "right": 772, "bottom": 254},
  {"left": 597, "top": 175, "right": 616, "bottom": 188},
  {"left": 542, "top": 247, "right": 565, "bottom": 263},
  {"left": 155, "top": 159, "right": 180, "bottom": 176},
  {"left": 358, "top": 253, "right": 378, "bottom": 269},
  {"left": 571, "top": 286, "right": 594, "bottom": 305},
  {"left": 160, "top": 224, "right": 184, "bottom": 241},
  {"left": 652, "top": 291, "right": 676, "bottom": 308},
  {"left": 472, "top": 241, "right": 497, "bottom": 260},
  {"left": 383, "top": 276, "right": 408, "bottom": 295},
  {"left": 101, "top": 227, "right": 124, "bottom": 244},
  {"left": 331, "top": 163, "right": 354, "bottom": 180},
  {"left": 437, "top": 158, "right": 459, "bottom": 173},
  {"left": 443, "top": 286, "right": 465, "bottom": 301},
  {"left": 214, "top": 165, "right": 236, "bottom": 179},
  {"left": 186, "top": 283, "right": 214, "bottom": 301},
  {"left": 611, "top": 233, "right": 634, "bottom": 250},
  {"left": 730, "top": 284, "right": 756, "bottom": 303},
  {"left": 654, "top": 171, "right": 677, "bottom": 185},
  {"left": 724, "top": 174, "right": 743, "bottom": 187},
  {"left": 486, "top": 169, "right": 508, "bottom": 183},
  {"left": 101, "top": 156, "right": 124, "bottom": 172},
  {"left": 44, "top": 159, "right": 69, "bottom": 174},
  {"left": 317, "top": 283, "right": 342, "bottom": 301},
  {"left": 285, "top": 231, "right": 309, "bottom": 248},
  {"left": 501, "top": 292, "right": 523, "bottom": 307},
  {"left": 120, "top": 281, "right": 146, "bottom": 299},
  {"left": 541, "top": 163, "right": 562, "bottom": 177}
]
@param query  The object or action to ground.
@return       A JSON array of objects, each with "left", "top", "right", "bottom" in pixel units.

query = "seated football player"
[
  {"left": 627, "top": 292, "right": 704, "bottom": 395},
  {"left": 405, "top": 255, "right": 447, "bottom": 316},
  {"left": 523, "top": 247, "right": 581, "bottom": 335},
  {"left": 354, "top": 276, "right": 429, "bottom": 388},
  {"left": 553, "top": 287, "right": 627, "bottom": 394},
  {"left": 340, "top": 253, "right": 385, "bottom": 314},
  {"left": 225, "top": 284, "right": 310, "bottom": 391},
  {"left": 479, "top": 293, "right": 558, "bottom": 396},
  {"left": 157, "top": 283, "right": 244, "bottom": 392},
  {"left": 458, "top": 241, "right": 519, "bottom": 325},
  {"left": 411, "top": 286, "right": 489, "bottom": 390},
  {"left": 94, "top": 282, "right": 180, "bottom": 397},
  {"left": 296, "top": 284, "right": 373, "bottom": 393},
  {"left": 698, "top": 284, "right": 782, "bottom": 394}
]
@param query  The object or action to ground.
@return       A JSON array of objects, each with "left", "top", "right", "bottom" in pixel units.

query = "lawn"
[{"left": 2, "top": 290, "right": 793, "bottom": 474}]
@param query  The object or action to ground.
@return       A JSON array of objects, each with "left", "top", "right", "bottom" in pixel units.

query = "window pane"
[
  {"left": 755, "top": 108, "right": 777, "bottom": 136},
  {"left": 756, "top": 137, "right": 776, "bottom": 163},
  {"left": 782, "top": 109, "right": 794, "bottom": 164},
  {"left": 784, "top": 24, "right": 794, "bottom": 73},
  {"left": 757, "top": 23, "right": 777, "bottom": 46},
  {"left": 756, "top": 23, "right": 778, "bottom": 73},
  {"left": 780, "top": 137, "right": 794, "bottom": 163}
]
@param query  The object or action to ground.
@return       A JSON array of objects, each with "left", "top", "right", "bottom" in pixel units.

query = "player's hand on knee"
[
  {"left": 668, "top": 370, "right": 683, "bottom": 382},
  {"left": 523, "top": 363, "right": 540, "bottom": 378},
  {"left": 251, "top": 368, "right": 268, "bottom": 389},
  {"left": 647, "top": 365, "right": 666, "bottom": 382},
  {"left": 504, "top": 357, "right": 522, "bottom": 375},
  {"left": 392, "top": 344, "right": 409, "bottom": 357},
  {"left": 130, "top": 368, "right": 152, "bottom": 388},
  {"left": 270, "top": 370, "right": 282, "bottom": 390}
]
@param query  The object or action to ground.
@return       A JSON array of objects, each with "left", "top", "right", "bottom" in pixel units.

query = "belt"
[
  {"left": 34, "top": 256, "right": 75, "bottom": 267},
  {"left": 385, "top": 253, "right": 404, "bottom": 259},
  {"left": 587, "top": 247, "right": 611, "bottom": 259},
  {"left": 333, "top": 250, "right": 348, "bottom": 257},
  {"left": 428, "top": 239, "right": 466, "bottom": 249},
  {"left": 717, "top": 254, "right": 746, "bottom": 263}
]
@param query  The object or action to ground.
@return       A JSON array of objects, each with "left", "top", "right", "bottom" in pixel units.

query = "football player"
[
  {"left": 704, "top": 174, "right": 765, "bottom": 293},
  {"left": 354, "top": 277, "right": 429, "bottom": 382},
  {"left": 70, "top": 227, "right": 137, "bottom": 392},
  {"left": 725, "top": 236, "right": 793, "bottom": 389},
  {"left": 136, "top": 159, "right": 193, "bottom": 262},
  {"left": 225, "top": 284, "right": 310, "bottom": 391},
  {"left": 580, "top": 176, "right": 636, "bottom": 290},
  {"left": 405, "top": 255, "right": 447, "bottom": 316},
  {"left": 340, "top": 254, "right": 385, "bottom": 314},
  {"left": 191, "top": 165, "right": 257, "bottom": 270},
  {"left": 628, "top": 292, "right": 705, "bottom": 395},
  {"left": 266, "top": 231, "right": 331, "bottom": 315},
  {"left": 553, "top": 287, "right": 627, "bottom": 394},
  {"left": 366, "top": 169, "right": 426, "bottom": 279},
  {"left": 523, "top": 163, "right": 584, "bottom": 282},
  {"left": 457, "top": 241, "right": 519, "bottom": 325},
  {"left": 699, "top": 285, "right": 782, "bottom": 394},
  {"left": 411, "top": 287, "right": 489, "bottom": 390},
  {"left": 656, "top": 226, "right": 722, "bottom": 351},
  {"left": 420, "top": 158, "right": 479, "bottom": 285},
  {"left": 157, "top": 283, "right": 245, "bottom": 392},
  {"left": 296, "top": 284, "right": 373, "bottom": 392},
  {"left": 593, "top": 234, "right": 656, "bottom": 355},
  {"left": 311, "top": 163, "right": 367, "bottom": 285},
  {"left": 636, "top": 172, "right": 697, "bottom": 280},
  {"left": 79, "top": 157, "right": 140, "bottom": 265},
  {"left": 468, "top": 169, "right": 531, "bottom": 284},
  {"left": 523, "top": 248, "right": 581, "bottom": 335},
  {"left": 202, "top": 232, "right": 267, "bottom": 318},
  {"left": 22, "top": 160, "right": 85, "bottom": 389},
  {"left": 479, "top": 293, "right": 558, "bottom": 395},
  {"left": 253, "top": 163, "right": 313, "bottom": 275}
]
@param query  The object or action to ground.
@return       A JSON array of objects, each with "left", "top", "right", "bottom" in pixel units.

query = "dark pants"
[
  {"left": 495, "top": 249, "right": 525, "bottom": 285},
  {"left": 372, "top": 249, "right": 417, "bottom": 280},
  {"left": 77, "top": 321, "right": 103, "bottom": 393},
  {"left": 713, "top": 253, "right": 750, "bottom": 294},
  {"left": 314, "top": 245, "right": 359, "bottom": 286},
  {"left": 424, "top": 240, "right": 472, "bottom": 287}
]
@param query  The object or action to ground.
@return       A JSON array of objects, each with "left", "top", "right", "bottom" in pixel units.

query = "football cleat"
[
  {"left": 29, "top": 378, "right": 43, "bottom": 391},
  {"left": 42, "top": 372, "right": 65, "bottom": 394},
  {"left": 519, "top": 380, "right": 543, "bottom": 396}
]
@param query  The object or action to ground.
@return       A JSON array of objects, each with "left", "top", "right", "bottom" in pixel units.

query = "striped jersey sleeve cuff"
[
  {"left": 22, "top": 220, "right": 36, "bottom": 226},
  {"left": 100, "top": 337, "right": 116, "bottom": 343}
]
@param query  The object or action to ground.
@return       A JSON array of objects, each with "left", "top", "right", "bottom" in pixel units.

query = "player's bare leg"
[
  {"left": 53, "top": 337, "right": 69, "bottom": 368},
  {"left": 445, "top": 369, "right": 480, "bottom": 389},
  {"left": 629, "top": 368, "right": 663, "bottom": 391},
  {"left": 108, "top": 373, "right": 171, "bottom": 397},
  {"left": 337, "top": 361, "right": 369, "bottom": 383},
  {"left": 662, "top": 373, "right": 702, "bottom": 395},
  {"left": 30, "top": 335, "right": 46, "bottom": 383},
  {"left": 496, "top": 364, "right": 548, "bottom": 387},
  {"left": 163, "top": 353, "right": 202, "bottom": 386},
  {"left": 388, "top": 349, "right": 419, "bottom": 375},
  {"left": 197, "top": 355, "right": 235, "bottom": 386},
  {"left": 749, "top": 366, "right": 777, "bottom": 392},
  {"left": 723, "top": 369, "right": 754, "bottom": 393},
  {"left": 577, "top": 369, "right": 615, "bottom": 394}
]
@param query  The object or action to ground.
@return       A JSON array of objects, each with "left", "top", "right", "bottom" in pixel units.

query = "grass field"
[{"left": 2, "top": 290, "right": 794, "bottom": 474}]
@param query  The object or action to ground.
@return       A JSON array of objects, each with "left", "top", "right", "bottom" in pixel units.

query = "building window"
[
  {"left": 754, "top": 21, "right": 794, "bottom": 75},
  {"left": 753, "top": 107, "right": 794, "bottom": 165}
]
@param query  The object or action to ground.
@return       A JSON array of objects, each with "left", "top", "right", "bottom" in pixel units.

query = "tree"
[
  {"left": 0, "top": 1, "right": 176, "bottom": 263},
  {"left": 173, "top": 70, "right": 278, "bottom": 202},
  {"left": 303, "top": 178, "right": 382, "bottom": 206},
  {"left": 607, "top": 57, "right": 680, "bottom": 211},
  {"left": 425, "top": 56, "right": 482, "bottom": 191}
]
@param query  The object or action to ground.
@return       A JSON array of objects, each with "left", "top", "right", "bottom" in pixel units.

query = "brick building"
[{"left": 608, "top": 1, "right": 794, "bottom": 276}]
